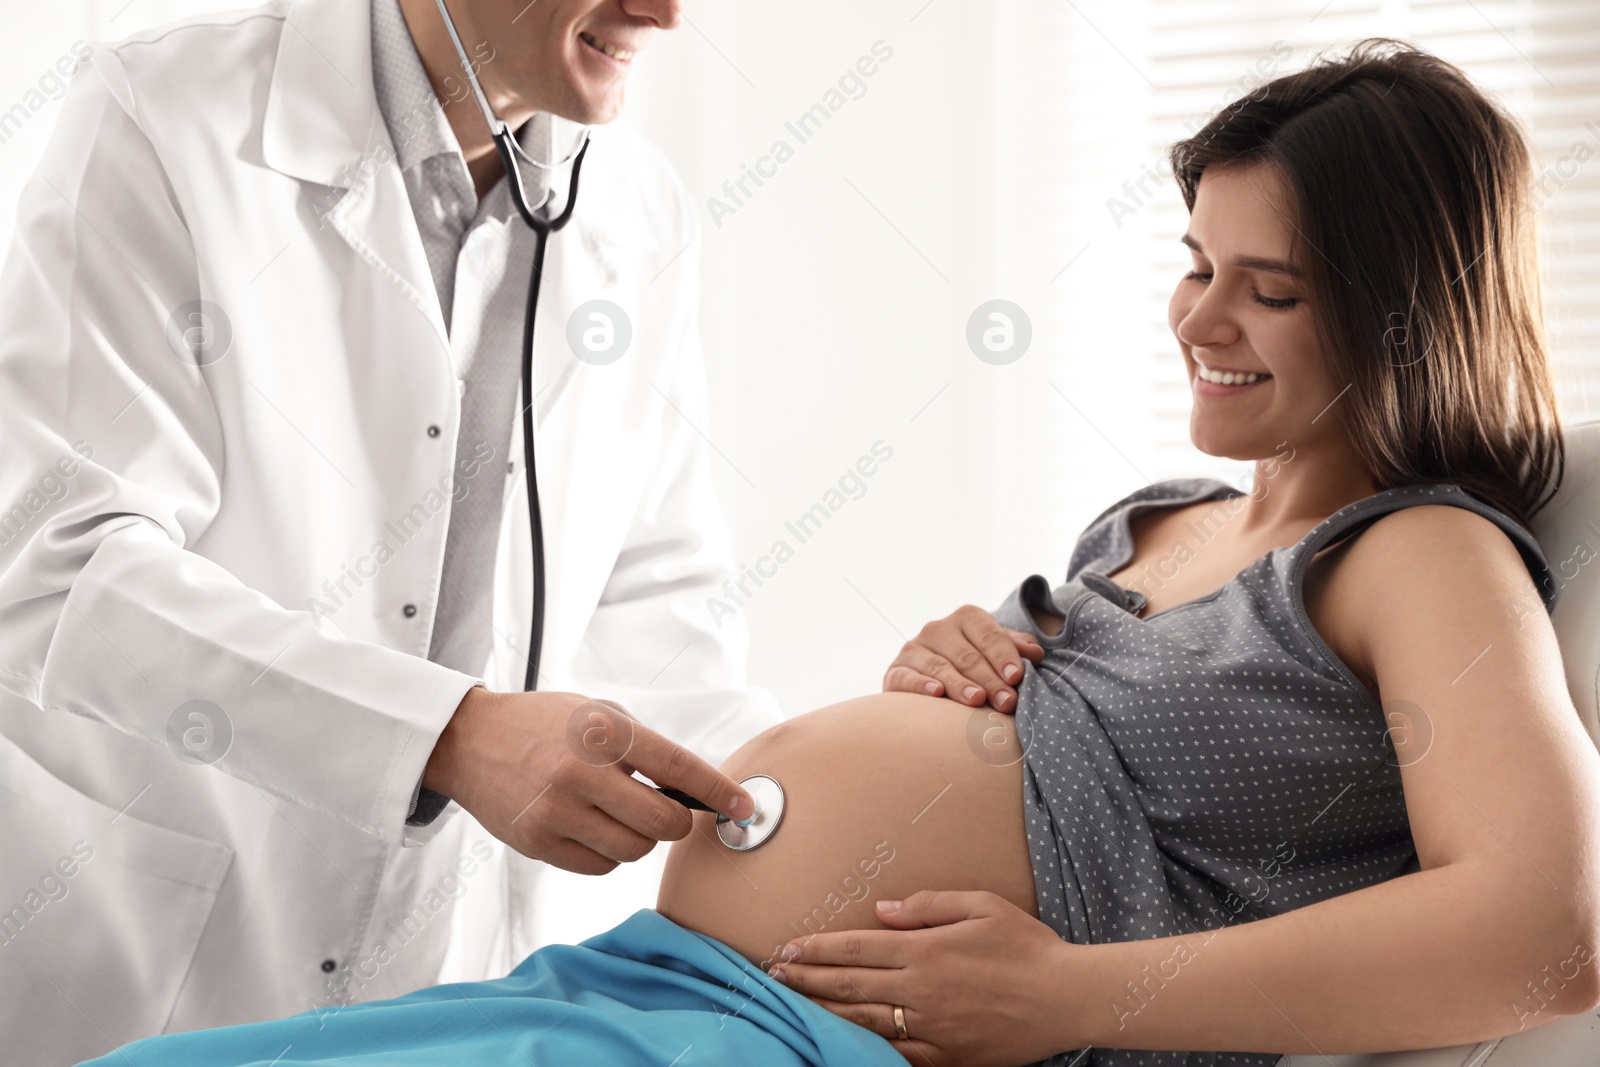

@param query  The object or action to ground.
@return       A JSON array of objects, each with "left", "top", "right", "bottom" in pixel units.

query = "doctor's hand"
[
  {"left": 422, "top": 688, "right": 755, "bottom": 875},
  {"left": 883, "top": 606, "right": 1043, "bottom": 714}
]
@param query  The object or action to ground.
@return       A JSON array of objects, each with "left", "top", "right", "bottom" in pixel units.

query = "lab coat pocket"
[{"left": 0, "top": 733, "right": 233, "bottom": 1064}]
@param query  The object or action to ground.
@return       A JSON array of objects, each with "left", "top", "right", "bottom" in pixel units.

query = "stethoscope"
[
  {"left": 434, "top": 3, "right": 786, "bottom": 850},
  {"left": 435, "top": 0, "right": 589, "bottom": 696},
  {"left": 658, "top": 775, "right": 786, "bottom": 850}
]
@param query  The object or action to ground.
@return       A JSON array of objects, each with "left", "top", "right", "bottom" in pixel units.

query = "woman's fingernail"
[
  {"left": 962, "top": 685, "right": 982, "bottom": 702},
  {"left": 877, "top": 899, "right": 902, "bottom": 914},
  {"left": 781, "top": 943, "right": 800, "bottom": 962},
  {"left": 1003, "top": 663, "right": 1021, "bottom": 682},
  {"left": 923, "top": 680, "right": 940, "bottom": 695},
  {"left": 767, "top": 965, "right": 786, "bottom": 983}
]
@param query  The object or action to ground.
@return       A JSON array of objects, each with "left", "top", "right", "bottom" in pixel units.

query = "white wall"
[{"left": 620, "top": 0, "right": 1226, "bottom": 720}]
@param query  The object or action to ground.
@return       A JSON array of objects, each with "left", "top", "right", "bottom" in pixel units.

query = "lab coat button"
[
  {"left": 320, "top": 959, "right": 336, "bottom": 973},
  {"left": 426, "top": 425, "right": 441, "bottom": 438},
  {"left": 402, "top": 604, "right": 417, "bottom": 618}
]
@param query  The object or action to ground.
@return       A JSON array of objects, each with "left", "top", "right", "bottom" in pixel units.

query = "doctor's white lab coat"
[{"left": 0, "top": 0, "right": 780, "bottom": 1062}]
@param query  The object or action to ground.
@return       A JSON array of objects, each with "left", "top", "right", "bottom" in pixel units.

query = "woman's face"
[{"left": 1168, "top": 162, "right": 1344, "bottom": 460}]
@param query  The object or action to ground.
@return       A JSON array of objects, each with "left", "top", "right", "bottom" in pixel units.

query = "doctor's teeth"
[
  {"left": 1197, "top": 365, "right": 1268, "bottom": 385},
  {"left": 580, "top": 32, "right": 633, "bottom": 60}
]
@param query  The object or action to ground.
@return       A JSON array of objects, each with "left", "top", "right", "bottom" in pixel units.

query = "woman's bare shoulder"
[
  {"left": 1304, "top": 503, "right": 1543, "bottom": 693},
  {"left": 1345, "top": 503, "right": 1536, "bottom": 594}
]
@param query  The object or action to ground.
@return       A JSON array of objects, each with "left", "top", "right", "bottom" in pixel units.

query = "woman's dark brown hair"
[{"left": 1168, "top": 37, "right": 1563, "bottom": 531}]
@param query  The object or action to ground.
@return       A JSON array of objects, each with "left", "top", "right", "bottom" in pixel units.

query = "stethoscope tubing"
[
  {"left": 432, "top": 0, "right": 591, "bottom": 694},
  {"left": 654, "top": 785, "right": 718, "bottom": 813},
  {"left": 514, "top": 137, "right": 589, "bottom": 693}
]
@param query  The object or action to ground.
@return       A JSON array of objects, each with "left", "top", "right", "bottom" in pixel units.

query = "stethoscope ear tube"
[{"left": 433, "top": 0, "right": 501, "bottom": 137}]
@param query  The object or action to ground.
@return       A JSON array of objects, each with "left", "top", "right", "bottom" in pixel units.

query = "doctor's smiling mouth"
[{"left": 413, "top": 0, "right": 680, "bottom": 126}]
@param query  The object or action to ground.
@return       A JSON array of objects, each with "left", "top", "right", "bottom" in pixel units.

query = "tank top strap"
[{"left": 1284, "top": 482, "right": 1557, "bottom": 615}]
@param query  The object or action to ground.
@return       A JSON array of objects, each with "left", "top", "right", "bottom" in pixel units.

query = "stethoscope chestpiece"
[{"left": 716, "top": 774, "right": 785, "bottom": 851}]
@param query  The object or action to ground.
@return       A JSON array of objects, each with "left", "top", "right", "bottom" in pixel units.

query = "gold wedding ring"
[{"left": 892, "top": 1004, "right": 908, "bottom": 1040}]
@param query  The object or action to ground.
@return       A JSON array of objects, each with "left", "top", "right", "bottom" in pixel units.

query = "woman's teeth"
[
  {"left": 579, "top": 32, "right": 633, "bottom": 61},
  {"left": 1196, "top": 363, "right": 1269, "bottom": 386}
]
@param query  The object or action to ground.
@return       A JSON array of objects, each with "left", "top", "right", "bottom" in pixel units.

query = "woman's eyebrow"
[{"left": 1180, "top": 233, "right": 1303, "bottom": 278}]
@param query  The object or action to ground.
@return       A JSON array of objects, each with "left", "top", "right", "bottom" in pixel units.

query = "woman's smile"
[
  {"left": 1191, "top": 356, "right": 1274, "bottom": 396},
  {"left": 1203, "top": 369, "right": 1273, "bottom": 398}
]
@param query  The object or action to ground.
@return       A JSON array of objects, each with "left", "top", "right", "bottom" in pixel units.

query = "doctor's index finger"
[{"left": 625, "top": 727, "right": 754, "bottom": 823}]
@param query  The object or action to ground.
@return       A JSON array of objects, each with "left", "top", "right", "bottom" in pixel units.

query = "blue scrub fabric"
[{"left": 81, "top": 909, "right": 903, "bottom": 1067}]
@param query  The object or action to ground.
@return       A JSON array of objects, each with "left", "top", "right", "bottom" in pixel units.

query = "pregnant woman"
[{"left": 85, "top": 37, "right": 1600, "bottom": 1067}]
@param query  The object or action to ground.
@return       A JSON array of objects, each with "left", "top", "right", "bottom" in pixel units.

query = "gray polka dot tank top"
[{"left": 993, "top": 477, "right": 1556, "bottom": 1067}]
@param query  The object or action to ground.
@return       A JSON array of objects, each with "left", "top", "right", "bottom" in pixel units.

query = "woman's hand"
[
  {"left": 767, "top": 890, "right": 1079, "bottom": 1066},
  {"left": 883, "top": 606, "right": 1043, "bottom": 713}
]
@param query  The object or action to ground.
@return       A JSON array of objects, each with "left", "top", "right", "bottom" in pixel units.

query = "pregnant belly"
[{"left": 655, "top": 693, "right": 1037, "bottom": 971}]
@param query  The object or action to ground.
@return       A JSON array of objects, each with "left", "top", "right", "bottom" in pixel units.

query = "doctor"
[{"left": 0, "top": 0, "right": 779, "bottom": 1061}]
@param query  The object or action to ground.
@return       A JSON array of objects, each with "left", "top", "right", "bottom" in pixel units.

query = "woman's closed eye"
[{"left": 1182, "top": 270, "right": 1302, "bottom": 310}]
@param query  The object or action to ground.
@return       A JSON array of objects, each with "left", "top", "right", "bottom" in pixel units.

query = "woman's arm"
[{"left": 1064, "top": 503, "right": 1600, "bottom": 1052}]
